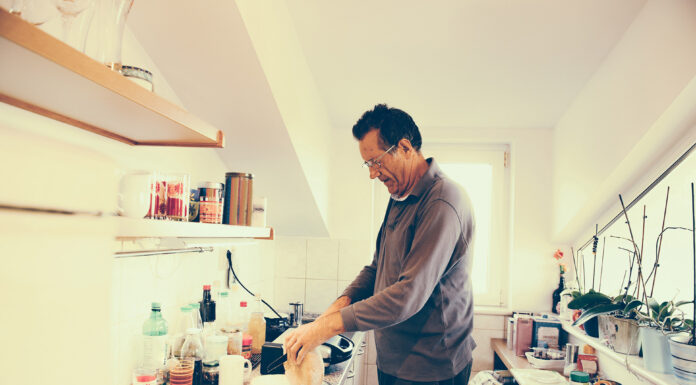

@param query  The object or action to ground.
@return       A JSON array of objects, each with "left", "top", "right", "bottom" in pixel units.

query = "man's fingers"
[{"left": 297, "top": 347, "right": 306, "bottom": 365}]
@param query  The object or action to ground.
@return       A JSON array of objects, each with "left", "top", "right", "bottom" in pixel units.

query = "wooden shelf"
[
  {"left": 117, "top": 218, "right": 273, "bottom": 240},
  {"left": 491, "top": 338, "right": 533, "bottom": 370},
  {"left": 0, "top": 8, "right": 224, "bottom": 148}
]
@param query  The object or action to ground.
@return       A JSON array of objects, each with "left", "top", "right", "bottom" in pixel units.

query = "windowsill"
[
  {"left": 474, "top": 305, "right": 512, "bottom": 315},
  {"left": 561, "top": 321, "right": 677, "bottom": 385}
]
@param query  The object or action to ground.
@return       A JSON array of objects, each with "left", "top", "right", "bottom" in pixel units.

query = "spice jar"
[
  {"left": 242, "top": 334, "right": 252, "bottom": 359},
  {"left": 199, "top": 182, "right": 223, "bottom": 224},
  {"left": 225, "top": 329, "right": 243, "bottom": 356},
  {"left": 202, "top": 361, "right": 219, "bottom": 385}
]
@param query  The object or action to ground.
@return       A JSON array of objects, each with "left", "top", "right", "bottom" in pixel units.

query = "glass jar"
[
  {"left": 166, "top": 173, "right": 190, "bottom": 221},
  {"left": 147, "top": 172, "right": 168, "bottom": 219},
  {"left": 224, "top": 329, "right": 243, "bottom": 356},
  {"left": 201, "top": 361, "right": 219, "bottom": 385},
  {"left": 199, "top": 182, "right": 223, "bottom": 224}
]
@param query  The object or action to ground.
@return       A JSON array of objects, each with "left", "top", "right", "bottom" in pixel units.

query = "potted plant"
[
  {"left": 569, "top": 291, "right": 643, "bottom": 354},
  {"left": 636, "top": 298, "right": 692, "bottom": 374}
]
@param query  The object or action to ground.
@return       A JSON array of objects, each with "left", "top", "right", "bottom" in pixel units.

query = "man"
[{"left": 284, "top": 104, "right": 476, "bottom": 385}]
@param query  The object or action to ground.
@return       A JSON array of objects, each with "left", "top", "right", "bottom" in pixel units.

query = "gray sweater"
[{"left": 340, "top": 158, "right": 476, "bottom": 382}]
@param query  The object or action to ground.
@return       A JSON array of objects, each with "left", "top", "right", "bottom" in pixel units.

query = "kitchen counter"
[{"left": 251, "top": 330, "right": 366, "bottom": 385}]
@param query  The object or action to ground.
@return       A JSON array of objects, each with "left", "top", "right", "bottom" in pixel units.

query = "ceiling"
[
  {"left": 284, "top": 0, "right": 647, "bottom": 130},
  {"left": 126, "top": 0, "right": 648, "bottom": 236}
]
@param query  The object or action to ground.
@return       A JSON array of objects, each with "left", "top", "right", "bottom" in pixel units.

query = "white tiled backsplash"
[
  {"left": 273, "top": 237, "right": 372, "bottom": 314},
  {"left": 112, "top": 240, "right": 274, "bottom": 385}
]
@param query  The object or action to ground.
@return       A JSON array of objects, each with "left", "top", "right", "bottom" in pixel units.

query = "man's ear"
[{"left": 398, "top": 138, "right": 414, "bottom": 155}]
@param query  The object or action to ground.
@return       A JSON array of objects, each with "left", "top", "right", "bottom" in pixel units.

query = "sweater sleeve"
[{"left": 341, "top": 199, "right": 465, "bottom": 332}]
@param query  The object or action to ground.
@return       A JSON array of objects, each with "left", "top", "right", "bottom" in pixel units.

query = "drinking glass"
[
  {"left": 169, "top": 357, "right": 195, "bottom": 385},
  {"left": 53, "top": 0, "right": 93, "bottom": 50},
  {"left": 10, "top": 0, "right": 56, "bottom": 25}
]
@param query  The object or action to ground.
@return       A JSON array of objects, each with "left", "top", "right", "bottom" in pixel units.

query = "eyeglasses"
[{"left": 362, "top": 145, "right": 395, "bottom": 169}]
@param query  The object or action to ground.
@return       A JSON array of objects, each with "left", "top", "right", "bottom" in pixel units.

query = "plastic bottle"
[
  {"left": 217, "top": 291, "right": 232, "bottom": 332},
  {"left": 181, "top": 328, "right": 205, "bottom": 385},
  {"left": 171, "top": 306, "right": 194, "bottom": 358},
  {"left": 142, "top": 302, "right": 169, "bottom": 370},
  {"left": 248, "top": 295, "right": 266, "bottom": 354},
  {"left": 190, "top": 303, "right": 204, "bottom": 330},
  {"left": 233, "top": 301, "right": 250, "bottom": 333}
]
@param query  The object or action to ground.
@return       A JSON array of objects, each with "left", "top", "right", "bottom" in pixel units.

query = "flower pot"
[
  {"left": 583, "top": 315, "right": 600, "bottom": 338},
  {"left": 598, "top": 315, "right": 641, "bottom": 355},
  {"left": 669, "top": 333, "right": 696, "bottom": 385},
  {"left": 640, "top": 327, "right": 673, "bottom": 374}
]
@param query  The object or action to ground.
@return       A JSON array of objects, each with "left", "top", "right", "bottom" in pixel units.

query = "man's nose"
[{"left": 369, "top": 167, "right": 380, "bottom": 179}]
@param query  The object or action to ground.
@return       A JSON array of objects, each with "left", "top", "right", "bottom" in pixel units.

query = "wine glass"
[
  {"left": 9, "top": 0, "right": 56, "bottom": 25},
  {"left": 53, "top": 0, "right": 93, "bottom": 49}
]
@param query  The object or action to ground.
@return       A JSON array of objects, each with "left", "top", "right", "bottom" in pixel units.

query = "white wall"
[{"left": 553, "top": 0, "right": 696, "bottom": 243}]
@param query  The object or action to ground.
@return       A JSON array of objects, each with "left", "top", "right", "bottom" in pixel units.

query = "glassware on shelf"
[
  {"left": 147, "top": 172, "right": 168, "bottom": 220},
  {"left": 10, "top": 0, "right": 57, "bottom": 25},
  {"left": 53, "top": 0, "right": 94, "bottom": 51},
  {"left": 181, "top": 328, "right": 205, "bottom": 385},
  {"left": 167, "top": 173, "right": 190, "bottom": 221},
  {"left": 86, "top": 0, "right": 133, "bottom": 71}
]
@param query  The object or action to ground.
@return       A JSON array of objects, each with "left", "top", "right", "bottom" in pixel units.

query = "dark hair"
[{"left": 352, "top": 104, "right": 422, "bottom": 151}]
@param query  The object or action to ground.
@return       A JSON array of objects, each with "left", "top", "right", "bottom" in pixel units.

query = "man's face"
[{"left": 359, "top": 129, "right": 406, "bottom": 195}]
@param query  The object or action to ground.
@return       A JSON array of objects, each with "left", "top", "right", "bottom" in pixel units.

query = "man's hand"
[{"left": 284, "top": 311, "right": 345, "bottom": 365}]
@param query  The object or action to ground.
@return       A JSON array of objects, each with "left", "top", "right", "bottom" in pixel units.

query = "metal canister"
[
  {"left": 222, "top": 172, "right": 253, "bottom": 225},
  {"left": 565, "top": 343, "right": 579, "bottom": 365}
]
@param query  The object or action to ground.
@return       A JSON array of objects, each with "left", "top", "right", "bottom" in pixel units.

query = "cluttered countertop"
[{"left": 251, "top": 329, "right": 365, "bottom": 385}]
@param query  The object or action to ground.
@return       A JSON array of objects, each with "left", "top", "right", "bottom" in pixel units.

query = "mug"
[
  {"left": 219, "top": 354, "right": 252, "bottom": 385},
  {"left": 119, "top": 172, "right": 152, "bottom": 218}
]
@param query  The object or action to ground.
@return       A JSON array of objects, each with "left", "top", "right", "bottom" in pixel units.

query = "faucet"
[{"left": 289, "top": 302, "right": 304, "bottom": 327}]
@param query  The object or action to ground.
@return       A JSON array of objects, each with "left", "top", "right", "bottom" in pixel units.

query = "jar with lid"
[
  {"left": 248, "top": 295, "right": 266, "bottom": 355},
  {"left": 201, "top": 361, "right": 219, "bottom": 385},
  {"left": 199, "top": 182, "right": 223, "bottom": 224},
  {"left": 569, "top": 371, "right": 590, "bottom": 385},
  {"left": 241, "top": 334, "right": 252, "bottom": 359}
]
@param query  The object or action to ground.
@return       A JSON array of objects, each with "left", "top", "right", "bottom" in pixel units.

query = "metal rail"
[
  {"left": 114, "top": 247, "right": 214, "bottom": 258},
  {"left": 578, "top": 141, "right": 696, "bottom": 252}
]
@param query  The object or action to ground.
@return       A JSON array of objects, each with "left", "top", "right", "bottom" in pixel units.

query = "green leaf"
[
  {"left": 676, "top": 300, "right": 693, "bottom": 308},
  {"left": 569, "top": 292, "right": 612, "bottom": 310},
  {"left": 648, "top": 298, "right": 660, "bottom": 313},
  {"left": 624, "top": 299, "right": 642, "bottom": 314},
  {"left": 572, "top": 303, "right": 624, "bottom": 326}
]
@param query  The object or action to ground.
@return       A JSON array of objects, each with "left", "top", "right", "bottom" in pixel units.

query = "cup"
[
  {"left": 205, "top": 334, "right": 229, "bottom": 364},
  {"left": 169, "top": 357, "right": 195, "bottom": 385},
  {"left": 219, "top": 354, "right": 251, "bottom": 385},
  {"left": 119, "top": 171, "right": 152, "bottom": 218},
  {"left": 132, "top": 367, "right": 157, "bottom": 385}
]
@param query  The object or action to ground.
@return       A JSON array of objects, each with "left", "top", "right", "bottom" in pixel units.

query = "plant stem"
[
  {"left": 571, "top": 247, "right": 580, "bottom": 292},
  {"left": 599, "top": 236, "right": 606, "bottom": 292},
  {"left": 619, "top": 194, "right": 650, "bottom": 306},
  {"left": 638, "top": 205, "right": 646, "bottom": 301},
  {"left": 619, "top": 270, "right": 627, "bottom": 296},
  {"left": 592, "top": 224, "right": 598, "bottom": 290},
  {"left": 691, "top": 182, "right": 695, "bottom": 345},
  {"left": 651, "top": 186, "right": 670, "bottom": 297}
]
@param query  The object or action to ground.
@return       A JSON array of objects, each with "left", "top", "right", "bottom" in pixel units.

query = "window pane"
[{"left": 439, "top": 163, "right": 493, "bottom": 295}]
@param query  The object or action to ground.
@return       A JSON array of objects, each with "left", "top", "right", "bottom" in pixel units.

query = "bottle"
[
  {"left": 248, "top": 295, "right": 266, "bottom": 355},
  {"left": 142, "top": 302, "right": 169, "bottom": 370},
  {"left": 199, "top": 285, "right": 216, "bottom": 326},
  {"left": 181, "top": 328, "right": 205, "bottom": 385},
  {"left": 551, "top": 265, "right": 565, "bottom": 314},
  {"left": 217, "top": 291, "right": 232, "bottom": 332},
  {"left": 171, "top": 306, "right": 194, "bottom": 358},
  {"left": 235, "top": 301, "right": 250, "bottom": 333},
  {"left": 190, "top": 303, "right": 204, "bottom": 329}
]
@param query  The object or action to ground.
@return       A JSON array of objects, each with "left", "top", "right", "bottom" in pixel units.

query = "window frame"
[{"left": 422, "top": 143, "right": 511, "bottom": 307}]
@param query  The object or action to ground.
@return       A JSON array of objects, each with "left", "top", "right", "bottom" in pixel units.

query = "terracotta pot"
[{"left": 598, "top": 315, "right": 641, "bottom": 355}]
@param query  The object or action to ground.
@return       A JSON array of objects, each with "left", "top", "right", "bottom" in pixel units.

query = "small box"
[
  {"left": 532, "top": 316, "right": 563, "bottom": 349},
  {"left": 515, "top": 316, "right": 533, "bottom": 356}
]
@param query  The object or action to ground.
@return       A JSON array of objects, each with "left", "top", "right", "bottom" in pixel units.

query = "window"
[{"left": 370, "top": 144, "right": 511, "bottom": 307}]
